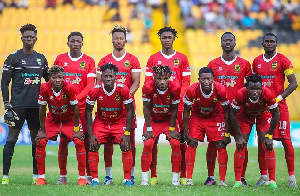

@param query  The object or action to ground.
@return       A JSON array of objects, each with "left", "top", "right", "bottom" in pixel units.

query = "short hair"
[
  {"left": 198, "top": 67, "right": 214, "bottom": 77},
  {"left": 157, "top": 26, "right": 178, "bottom": 38},
  {"left": 100, "top": 63, "right": 119, "bottom": 73},
  {"left": 153, "top": 65, "right": 172, "bottom": 77},
  {"left": 263, "top": 32, "right": 277, "bottom": 42},
  {"left": 245, "top": 74, "right": 262, "bottom": 86},
  {"left": 20, "top": 23, "right": 37, "bottom": 35},
  {"left": 221, "top": 32, "right": 235, "bottom": 41},
  {"left": 110, "top": 24, "right": 128, "bottom": 38},
  {"left": 49, "top": 65, "right": 64, "bottom": 76},
  {"left": 67, "top": 31, "right": 84, "bottom": 42}
]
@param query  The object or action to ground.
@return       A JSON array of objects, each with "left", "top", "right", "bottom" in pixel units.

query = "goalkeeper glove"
[{"left": 4, "top": 103, "right": 19, "bottom": 127}]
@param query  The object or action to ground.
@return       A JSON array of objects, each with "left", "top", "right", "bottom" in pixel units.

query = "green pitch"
[{"left": 0, "top": 145, "right": 299, "bottom": 196}]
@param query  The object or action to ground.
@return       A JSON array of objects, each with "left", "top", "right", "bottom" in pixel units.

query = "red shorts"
[
  {"left": 177, "top": 111, "right": 184, "bottom": 132},
  {"left": 237, "top": 112, "right": 271, "bottom": 134},
  {"left": 188, "top": 114, "right": 225, "bottom": 142},
  {"left": 143, "top": 120, "right": 180, "bottom": 139},
  {"left": 273, "top": 109, "right": 291, "bottom": 140},
  {"left": 93, "top": 117, "right": 126, "bottom": 144},
  {"left": 45, "top": 118, "right": 74, "bottom": 140}
]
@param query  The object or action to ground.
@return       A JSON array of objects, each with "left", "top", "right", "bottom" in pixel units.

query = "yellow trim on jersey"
[{"left": 285, "top": 68, "right": 294, "bottom": 76}]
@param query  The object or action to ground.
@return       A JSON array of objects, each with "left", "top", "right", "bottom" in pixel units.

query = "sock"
[
  {"left": 32, "top": 143, "right": 38, "bottom": 176},
  {"left": 258, "top": 140, "right": 268, "bottom": 175},
  {"left": 92, "top": 178, "right": 99, "bottom": 182},
  {"left": 241, "top": 146, "right": 248, "bottom": 178},
  {"left": 141, "top": 138, "right": 154, "bottom": 172},
  {"left": 263, "top": 145, "right": 276, "bottom": 181},
  {"left": 234, "top": 146, "right": 246, "bottom": 181},
  {"left": 60, "top": 175, "right": 67, "bottom": 178},
  {"left": 36, "top": 138, "right": 47, "bottom": 175},
  {"left": 170, "top": 139, "right": 181, "bottom": 173},
  {"left": 131, "top": 147, "right": 136, "bottom": 168},
  {"left": 150, "top": 141, "right": 158, "bottom": 178},
  {"left": 142, "top": 171, "right": 148, "bottom": 181},
  {"left": 104, "top": 143, "right": 113, "bottom": 168},
  {"left": 282, "top": 139, "right": 295, "bottom": 176},
  {"left": 78, "top": 176, "right": 86, "bottom": 179},
  {"left": 172, "top": 172, "right": 179, "bottom": 181},
  {"left": 186, "top": 145, "right": 197, "bottom": 179},
  {"left": 88, "top": 151, "right": 99, "bottom": 179},
  {"left": 105, "top": 167, "right": 112, "bottom": 178},
  {"left": 180, "top": 143, "right": 187, "bottom": 178},
  {"left": 73, "top": 138, "right": 86, "bottom": 176},
  {"left": 131, "top": 167, "right": 134, "bottom": 177},
  {"left": 38, "top": 174, "right": 45, "bottom": 179},
  {"left": 3, "top": 141, "right": 16, "bottom": 176},
  {"left": 217, "top": 147, "right": 228, "bottom": 182},
  {"left": 33, "top": 174, "right": 38, "bottom": 179},
  {"left": 58, "top": 136, "right": 69, "bottom": 176},
  {"left": 289, "top": 175, "right": 296, "bottom": 181},
  {"left": 84, "top": 137, "right": 91, "bottom": 176},
  {"left": 122, "top": 150, "right": 133, "bottom": 180},
  {"left": 3, "top": 175, "right": 8, "bottom": 178},
  {"left": 206, "top": 142, "right": 217, "bottom": 177}
]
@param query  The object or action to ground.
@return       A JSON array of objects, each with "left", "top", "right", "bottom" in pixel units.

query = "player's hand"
[
  {"left": 35, "top": 131, "right": 47, "bottom": 143},
  {"left": 73, "top": 131, "right": 85, "bottom": 141},
  {"left": 89, "top": 134, "right": 100, "bottom": 152},
  {"left": 222, "top": 136, "right": 231, "bottom": 146},
  {"left": 185, "top": 132, "right": 198, "bottom": 148},
  {"left": 142, "top": 131, "right": 154, "bottom": 141},
  {"left": 236, "top": 136, "right": 246, "bottom": 151},
  {"left": 4, "top": 103, "right": 19, "bottom": 127},
  {"left": 168, "top": 130, "right": 181, "bottom": 141},
  {"left": 120, "top": 135, "right": 131, "bottom": 152},
  {"left": 263, "top": 138, "right": 273, "bottom": 151}
]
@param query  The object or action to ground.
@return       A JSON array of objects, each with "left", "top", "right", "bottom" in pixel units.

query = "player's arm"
[
  {"left": 169, "top": 102, "right": 180, "bottom": 140},
  {"left": 77, "top": 77, "right": 95, "bottom": 101},
  {"left": 263, "top": 106, "right": 280, "bottom": 151},
  {"left": 230, "top": 107, "right": 246, "bottom": 150},
  {"left": 42, "top": 56, "right": 49, "bottom": 82},
  {"left": 1, "top": 56, "right": 14, "bottom": 104},
  {"left": 130, "top": 72, "right": 140, "bottom": 95},
  {"left": 121, "top": 102, "right": 134, "bottom": 152},
  {"left": 85, "top": 100, "right": 99, "bottom": 151},
  {"left": 222, "top": 104, "right": 231, "bottom": 145},
  {"left": 36, "top": 104, "right": 47, "bottom": 143},
  {"left": 276, "top": 71, "right": 298, "bottom": 102},
  {"left": 183, "top": 103, "right": 197, "bottom": 147},
  {"left": 142, "top": 100, "right": 154, "bottom": 141},
  {"left": 72, "top": 104, "right": 84, "bottom": 141}
]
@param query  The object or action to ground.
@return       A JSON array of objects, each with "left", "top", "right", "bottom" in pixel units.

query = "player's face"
[
  {"left": 262, "top": 36, "right": 277, "bottom": 54},
  {"left": 221, "top": 34, "right": 236, "bottom": 53},
  {"left": 68, "top": 35, "right": 83, "bottom": 53},
  {"left": 247, "top": 81, "right": 262, "bottom": 101},
  {"left": 101, "top": 69, "right": 116, "bottom": 88},
  {"left": 155, "top": 73, "right": 170, "bottom": 91},
  {"left": 50, "top": 72, "right": 64, "bottom": 91},
  {"left": 199, "top": 73, "right": 214, "bottom": 92},
  {"left": 160, "top": 32, "right": 174, "bottom": 50},
  {"left": 21, "top": 31, "right": 37, "bottom": 49},
  {"left": 112, "top": 32, "right": 126, "bottom": 51}
]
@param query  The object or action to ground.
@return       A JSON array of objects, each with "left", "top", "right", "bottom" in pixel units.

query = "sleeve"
[
  {"left": 87, "top": 58, "right": 96, "bottom": 78},
  {"left": 231, "top": 90, "right": 243, "bottom": 110},
  {"left": 38, "top": 84, "right": 47, "bottom": 105},
  {"left": 97, "top": 58, "right": 106, "bottom": 74},
  {"left": 183, "top": 86, "right": 194, "bottom": 106},
  {"left": 245, "top": 60, "right": 252, "bottom": 77},
  {"left": 131, "top": 56, "right": 141, "bottom": 73},
  {"left": 218, "top": 84, "right": 230, "bottom": 106},
  {"left": 172, "top": 85, "right": 181, "bottom": 105},
  {"left": 86, "top": 86, "right": 98, "bottom": 105},
  {"left": 42, "top": 55, "right": 49, "bottom": 82},
  {"left": 180, "top": 55, "right": 191, "bottom": 98},
  {"left": 281, "top": 55, "right": 294, "bottom": 76},
  {"left": 142, "top": 83, "right": 151, "bottom": 102},
  {"left": 252, "top": 58, "right": 258, "bottom": 74},
  {"left": 265, "top": 89, "right": 278, "bottom": 110},
  {"left": 121, "top": 85, "right": 133, "bottom": 104},
  {"left": 181, "top": 55, "right": 191, "bottom": 77},
  {"left": 1, "top": 54, "right": 15, "bottom": 102},
  {"left": 145, "top": 56, "right": 154, "bottom": 82},
  {"left": 68, "top": 84, "right": 78, "bottom": 105}
]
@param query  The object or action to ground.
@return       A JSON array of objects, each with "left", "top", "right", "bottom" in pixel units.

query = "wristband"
[
  {"left": 169, "top": 127, "right": 175, "bottom": 131},
  {"left": 275, "top": 95, "right": 283, "bottom": 103},
  {"left": 147, "top": 127, "right": 152, "bottom": 132},
  {"left": 225, "top": 132, "right": 230, "bottom": 138},
  {"left": 74, "top": 126, "right": 80, "bottom": 132},
  {"left": 124, "top": 130, "right": 130, "bottom": 136},
  {"left": 265, "top": 134, "right": 273, "bottom": 139}
]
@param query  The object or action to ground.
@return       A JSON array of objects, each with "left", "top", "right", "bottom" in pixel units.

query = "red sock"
[
  {"left": 234, "top": 146, "right": 246, "bottom": 181},
  {"left": 241, "top": 146, "right": 248, "bottom": 178},
  {"left": 206, "top": 142, "right": 217, "bottom": 176},
  {"left": 58, "top": 136, "right": 69, "bottom": 175},
  {"left": 88, "top": 151, "right": 99, "bottom": 179},
  {"left": 73, "top": 138, "right": 86, "bottom": 176},
  {"left": 130, "top": 128, "right": 136, "bottom": 168},
  {"left": 84, "top": 137, "right": 91, "bottom": 176},
  {"left": 180, "top": 143, "right": 187, "bottom": 178},
  {"left": 170, "top": 139, "right": 181, "bottom": 173},
  {"left": 217, "top": 147, "right": 228, "bottom": 181},
  {"left": 122, "top": 150, "right": 133, "bottom": 180},
  {"left": 282, "top": 139, "right": 295, "bottom": 175},
  {"left": 263, "top": 145, "right": 276, "bottom": 181},
  {"left": 150, "top": 141, "right": 158, "bottom": 178},
  {"left": 186, "top": 145, "right": 196, "bottom": 179},
  {"left": 258, "top": 140, "right": 268, "bottom": 175},
  {"left": 141, "top": 138, "right": 154, "bottom": 172},
  {"left": 36, "top": 138, "right": 47, "bottom": 175},
  {"left": 104, "top": 142, "right": 113, "bottom": 168}
]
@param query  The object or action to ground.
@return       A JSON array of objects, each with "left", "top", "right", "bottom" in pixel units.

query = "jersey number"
[
  {"left": 279, "top": 121, "right": 287, "bottom": 130},
  {"left": 217, "top": 122, "right": 226, "bottom": 131}
]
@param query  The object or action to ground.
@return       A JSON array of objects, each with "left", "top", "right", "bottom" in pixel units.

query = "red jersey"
[
  {"left": 142, "top": 80, "right": 181, "bottom": 122},
  {"left": 38, "top": 81, "right": 78, "bottom": 122},
  {"left": 86, "top": 82, "right": 133, "bottom": 123},
  {"left": 54, "top": 52, "right": 96, "bottom": 96},
  {"left": 207, "top": 56, "right": 252, "bottom": 101},
  {"left": 231, "top": 87, "right": 278, "bottom": 116},
  {"left": 97, "top": 52, "right": 141, "bottom": 89},
  {"left": 183, "top": 81, "right": 229, "bottom": 118}
]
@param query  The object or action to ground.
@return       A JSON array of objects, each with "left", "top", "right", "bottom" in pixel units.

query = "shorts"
[
  {"left": 45, "top": 118, "right": 75, "bottom": 140},
  {"left": 237, "top": 112, "right": 271, "bottom": 134},
  {"left": 79, "top": 103, "right": 87, "bottom": 133},
  {"left": 143, "top": 120, "right": 180, "bottom": 139},
  {"left": 188, "top": 114, "right": 225, "bottom": 142},
  {"left": 93, "top": 117, "right": 126, "bottom": 144},
  {"left": 273, "top": 109, "right": 291, "bottom": 140},
  {"left": 12, "top": 107, "right": 40, "bottom": 130},
  {"left": 177, "top": 111, "right": 184, "bottom": 132}
]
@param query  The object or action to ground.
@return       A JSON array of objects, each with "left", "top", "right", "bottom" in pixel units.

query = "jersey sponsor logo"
[
  {"left": 37, "top": 58, "right": 42, "bottom": 65},
  {"left": 117, "top": 76, "right": 126, "bottom": 83},
  {"left": 110, "top": 112, "right": 118, "bottom": 118},
  {"left": 124, "top": 60, "right": 130, "bottom": 67},
  {"left": 212, "top": 98, "right": 218, "bottom": 103},
  {"left": 167, "top": 94, "right": 171, "bottom": 100},
  {"left": 225, "top": 79, "right": 236, "bottom": 87},
  {"left": 153, "top": 107, "right": 169, "bottom": 114},
  {"left": 272, "top": 62, "right": 277, "bottom": 69},
  {"left": 174, "top": 59, "right": 179, "bottom": 66},
  {"left": 22, "top": 73, "right": 40, "bottom": 77},
  {"left": 218, "top": 76, "right": 238, "bottom": 79},
  {"left": 64, "top": 72, "right": 83, "bottom": 77},
  {"left": 234, "top": 64, "right": 240, "bottom": 72},
  {"left": 116, "top": 72, "right": 129, "bottom": 76},
  {"left": 262, "top": 79, "right": 273, "bottom": 87},
  {"left": 24, "top": 77, "right": 40, "bottom": 84},
  {"left": 80, "top": 62, "right": 86, "bottom": 68},
  {"left": 115, "top": 94, "right": 120, "bottom": 101},
  {"left": 101, "top": 107, "right": 120, "bottom": 111}
]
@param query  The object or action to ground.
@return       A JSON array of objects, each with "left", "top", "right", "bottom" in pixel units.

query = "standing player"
[
  {"left": 252, "top": 33, "right": 298, "bottom": 187},
  {"left": 53, "top": 31, "right": 96, "bottom": 184},
  {"left": 183, "top": 67, "right": 230, "bottom": 186},
  {"left": 1, "top": 24, "right": 49, "bottom": 185},
  {"left": 96, "top": 25, "right": 141, "bottom": 185},
  {"left": 86, "top": 63, "right": 135, "bottom": 186},
  {"left": 145, "top": 26, "right": 191, "bottom": 185},
  {"left": 207, "top": 32, "right": 252, "bottom": 186},
  {"left": 35, "top": 66, "right": 86, "bottom": 185},
  {"left": 231, "top": 74, "right": 279, "bottom": 188},
  {"left": 140, "top": 65, "right": 182, "bottom": 186}
]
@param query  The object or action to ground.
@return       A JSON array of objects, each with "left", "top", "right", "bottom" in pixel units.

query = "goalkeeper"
[{"left": 0, "top": 24, "right": 49, "bottom": 185}]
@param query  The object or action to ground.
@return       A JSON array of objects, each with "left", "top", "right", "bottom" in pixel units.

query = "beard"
[{"left": 264, "top": 48, "right": 276, "bottom": 54}]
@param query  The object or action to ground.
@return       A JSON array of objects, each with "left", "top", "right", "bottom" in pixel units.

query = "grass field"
[{"left": 0, "top": 145, "right": 299, "bottom": 196}]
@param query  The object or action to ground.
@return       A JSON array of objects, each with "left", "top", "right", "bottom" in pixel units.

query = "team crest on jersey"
[
  {"left": 124, "top": 60, "right": 130, "bottom": 67},
  {"left": 234, "top": 64, "right": 240, "bottom": 72},
  {"left": 80, "top": 62, "right": 86, "bottom": 68},
  {"left": 115, "top": 95, "right": 120, "bottom": 101},
  {"left": 167, "top": 94, "right": 171, "bottom": 100},
  {"left": 259, "top": 100, "right": 264, "bottom": 106},
  {"left": 272, "top": 62, "right": 277, "bottom": 69},
  {"left": 62, "top": 94, "right": 67, "bottom": 100},
  {"left": 174, "top": 59, "right": 179, "bottom": 66},
  {"left": 212, "top": 98, "right": 218, "bottom": 103},
  {"left": 37, "top": 58, "right": 42, "bottom": 65}
]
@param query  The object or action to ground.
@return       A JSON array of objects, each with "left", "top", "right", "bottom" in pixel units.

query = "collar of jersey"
[
  {"left": 263, "top": 52, "right": 277, "bottom": 62},
  {"left": 102, "top": 82, "right": 116, "bottom": 96},
  {"left": 200, "top": 83, "right": 214, "bottom": 98},
  {"left": 160, "top": 50, "right": 176, "bottom": 59},
  {"left": 68, "top": 52, "right": 83, "bottom": 62},
  {"left": 249, "top": 97, "right": 259, "bottom": 103},
  {"left": 220, "top": 55, "right": 237, "bottom": 65},
  {"left": 112, "top": 51, "right": 127, "bottom": 61},
  {"left": 157, "top": 88, "right": 168, "bottom": 95},
  {"left": 52, "top": 88, "right": 62, "bottom": 97}
]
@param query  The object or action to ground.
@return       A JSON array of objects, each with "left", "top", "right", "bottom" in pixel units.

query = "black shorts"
[{"left": 12, "top": 108, "right": 40, "bottom": 130}]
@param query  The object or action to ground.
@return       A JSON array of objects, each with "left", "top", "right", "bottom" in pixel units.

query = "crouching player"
[
  {"left": 140, "top": 65, "right": 182, "bottom": 186},
  {"left": 230, "top": 74, "right": 279, "bottom": 188},
  {"left": 184, "top": 67, "right": 230, "bottom": 186},
  {"left": 86, "top": 63, "right": 134, "bottom": 186},
  {"left": 35, "top": 66, "right": 86, "bottom": 185}
]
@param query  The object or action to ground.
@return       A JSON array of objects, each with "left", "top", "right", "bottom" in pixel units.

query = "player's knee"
[
  {"left": 169, "top": 138, "right": 181, "bottom": 149},
  {"left": 37, "top": 138, "right": 47, "bottom": 148},
  {"left": 4, "top": 141, "right": 16, "bottom": 151},
  {"left": 73, "top": 138, "right": 84, "bottom": 149},
  {"left": 143, "top": 138, "right": 155, "bottom": 150}
]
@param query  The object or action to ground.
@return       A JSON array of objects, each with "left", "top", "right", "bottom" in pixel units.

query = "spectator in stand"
[
  {"left": 63, "top": 0, "right": 73, "bottom": 5},
  {"left": 259, "top": 11, "right": 274, "bottom": 32},
  {"left": 17, "top": 0, "right": 28, "bottom": 8},
  {"left": 9, "top": 0, "right": 17, "bottom": 8},
  {"left": 0, "top": 0, "right": 6, "bottom": 14},
  {"left": 147, "top": 0, "right": 161, "bottom": 9},
  {"left": 46, "top": 0, "right": 56, "bottom": 8}
]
